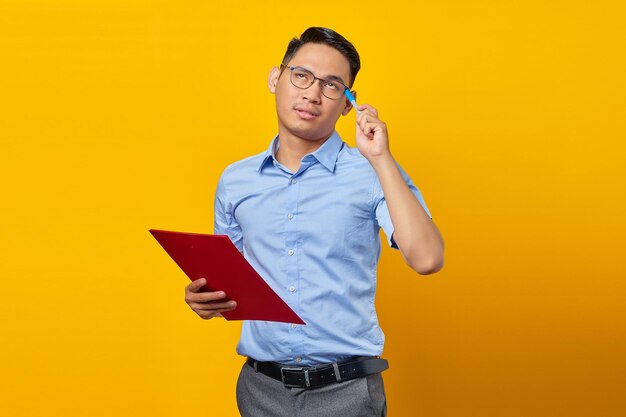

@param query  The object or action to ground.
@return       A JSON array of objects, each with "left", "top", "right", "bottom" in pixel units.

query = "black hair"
[{"left": 281, "top": 27, "right": 360, "bottom": 88}]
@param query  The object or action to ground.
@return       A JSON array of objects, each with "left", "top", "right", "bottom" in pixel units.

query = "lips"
[{"left": 294, "top": 107, "right": 319, "bottom": 120}]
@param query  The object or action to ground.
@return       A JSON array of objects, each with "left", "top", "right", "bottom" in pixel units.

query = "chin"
[
  {"left": 279, "top": 119, "right": 331, "bottom": 141},
  {"left": 291, "top": 127, "right": 332, "bottom": 141}
]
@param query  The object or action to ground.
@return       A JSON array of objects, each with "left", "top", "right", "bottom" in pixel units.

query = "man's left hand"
[{"left": 355, "top": 104, "right": 391, "bottom": 162}]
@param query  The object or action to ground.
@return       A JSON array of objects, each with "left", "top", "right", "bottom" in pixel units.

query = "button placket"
[{"left": 285, "top": 174, "right": 302, "bottom": 359}]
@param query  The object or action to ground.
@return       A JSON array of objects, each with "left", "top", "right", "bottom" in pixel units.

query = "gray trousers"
[{"left": 236, "top": 361, "right": 387, "bottom": 417}]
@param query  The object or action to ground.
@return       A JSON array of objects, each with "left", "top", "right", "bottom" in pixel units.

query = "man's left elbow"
[{"left": 409, "top": 256, "right": 444, "bottom": 275}]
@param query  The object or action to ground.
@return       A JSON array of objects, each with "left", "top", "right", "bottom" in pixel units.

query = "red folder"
[{"left": 150, "top": 229, "right": 305, "bottom": 325}]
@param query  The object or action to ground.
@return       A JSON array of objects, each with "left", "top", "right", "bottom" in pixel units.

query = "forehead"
[{"left": 286, "top": 43, "right": 351, "bottom": 82}]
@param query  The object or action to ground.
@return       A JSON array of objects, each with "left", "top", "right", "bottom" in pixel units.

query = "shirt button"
[
  {"left": 291, "top": 324, "right": 298, "bottom": 329},
  {"left": 291, "top": 179, "right": 297, "bottom": 184},
  {"left": 289, "top": 286, "right": 296, "bottom": 292},
  {"left": 295, "top": 357, "right": 302, "bottom": 363},
  {"left": 287, "top": 213, "right": 294, "bottom": 220},
  {"left": 288, "top": 249, "right": 294, "bottom": 256}
]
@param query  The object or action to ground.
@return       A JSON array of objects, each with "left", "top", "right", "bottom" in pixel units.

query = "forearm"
[{"left": 371, "top": 153, "right": 444, "bottom": 274}]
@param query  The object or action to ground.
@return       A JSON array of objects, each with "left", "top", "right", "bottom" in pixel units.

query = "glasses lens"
[
  {"left": 320, "top": 80, "right": 345, "bottom": 100},
  {"left": 290, "top": 68, "right": 314, "bottom": 89}
]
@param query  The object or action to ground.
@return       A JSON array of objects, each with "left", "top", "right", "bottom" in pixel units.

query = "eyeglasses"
[{"left": 279, "top": 63, "right": 350, "bottom": 100}]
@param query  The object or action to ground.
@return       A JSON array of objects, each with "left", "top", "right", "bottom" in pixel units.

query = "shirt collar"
[{"left": 257, "top": 131, "right": 343, "bottom": 173}]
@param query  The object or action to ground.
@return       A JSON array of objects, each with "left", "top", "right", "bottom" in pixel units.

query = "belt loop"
[
  {"left": 254, "top": 361, "right": 258, "bottom": 373},
  {"left": 332, "top": 362, "right": 342, "bottom": 382}
]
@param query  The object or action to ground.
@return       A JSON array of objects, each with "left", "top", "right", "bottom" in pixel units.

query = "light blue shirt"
[{"left": 214, "top": 131, "right": 432, "bottom": 366}]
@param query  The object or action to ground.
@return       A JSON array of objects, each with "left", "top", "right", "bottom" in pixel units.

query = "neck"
[{"left": 275, "top": 129, "right": 333, "bottom": 172}]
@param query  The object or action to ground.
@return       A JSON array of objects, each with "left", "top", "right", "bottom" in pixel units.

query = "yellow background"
[{"left": 1, "top": 1, "right": 625, "bottom": 416}]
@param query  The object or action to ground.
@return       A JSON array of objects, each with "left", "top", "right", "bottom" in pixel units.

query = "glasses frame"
[{"left": 279, "top": 63, "right": 351, "bottom": 100}]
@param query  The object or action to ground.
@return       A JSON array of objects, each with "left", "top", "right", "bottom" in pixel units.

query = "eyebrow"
[{"left": 324, "top": 74, "right": 347, "bottom": 85}]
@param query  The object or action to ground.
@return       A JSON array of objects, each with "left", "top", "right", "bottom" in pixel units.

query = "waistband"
[{"left": 245, "top": 356, "right": 389, "bottom": 389}]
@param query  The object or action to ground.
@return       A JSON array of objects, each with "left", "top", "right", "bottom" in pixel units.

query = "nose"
[{"left": 302, "top": 80, "right": 323, "bottom": 104}]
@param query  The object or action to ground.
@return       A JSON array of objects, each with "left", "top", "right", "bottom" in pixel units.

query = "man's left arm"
[{"left": 355, "top": 104, "right": 445, "bottom": 275}]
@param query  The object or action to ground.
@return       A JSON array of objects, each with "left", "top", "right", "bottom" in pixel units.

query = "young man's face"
[{"left": 268, "top": 42, "right": 354, "bottom": 142}]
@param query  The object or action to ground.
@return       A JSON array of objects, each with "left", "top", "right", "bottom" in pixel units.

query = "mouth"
[{"left": 294, "top": 107, "right": 319, "bottom": 120}]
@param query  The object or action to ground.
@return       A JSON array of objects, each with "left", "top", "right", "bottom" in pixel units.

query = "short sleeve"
[
  {"left": 373, "top": 163, "right": 432, "bottom": 249},
  {"left": 214, "top": 173, "right": 243, "bottom": 251}
]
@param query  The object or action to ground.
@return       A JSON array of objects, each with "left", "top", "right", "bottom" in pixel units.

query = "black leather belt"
[{"left": 246, "top": 356, "right": 389, "bottom": 389}]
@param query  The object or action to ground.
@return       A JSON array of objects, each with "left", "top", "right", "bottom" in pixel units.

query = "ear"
[
  {"left": 342, "top": 90, "right": 356, "bottom": 116},
  {"left": 268, "top": 66, "right": 281, "bottom": 94}
]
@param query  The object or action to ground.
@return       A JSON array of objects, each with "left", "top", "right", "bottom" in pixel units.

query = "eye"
[
  {"left": 294, "top": 70, "right": 311, "bottom": 80},
  {"left": 324, "top": 81, "right": 339, "bottom": 90}
]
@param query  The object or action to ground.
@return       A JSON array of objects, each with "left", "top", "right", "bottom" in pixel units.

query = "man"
[{"left": 184, "top": 27, "right": 444, "bottom": 416}]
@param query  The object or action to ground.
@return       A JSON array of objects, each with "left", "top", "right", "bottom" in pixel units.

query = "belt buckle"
[{"left": 280, "top": 366, "right": 310, "bottom": 388}]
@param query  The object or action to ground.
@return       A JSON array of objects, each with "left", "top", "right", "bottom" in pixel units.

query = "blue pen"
[{"left": 344, "top": 89, "right": 361, "bottom": 115}]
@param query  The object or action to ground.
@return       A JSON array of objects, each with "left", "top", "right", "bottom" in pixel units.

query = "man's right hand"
[{"left": 184, "top": 278, "right": 237, "bottom": 320}]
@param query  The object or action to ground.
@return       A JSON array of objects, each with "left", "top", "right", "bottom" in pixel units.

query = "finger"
[
  {"left": 197, "top": 310, "right": 224, "bottom": 320},
  {"left": 357, "top": 114, "right": 370, "bottom": 132},
  {"left": 359, "top": 117, "right": 380, "bottom": 135},
  {"left": 192, "top": 300, "right": 237, "bottom": 311},
  {"left": 187, "top": 292, "right": 227, "bottom": 304},
  {"left": 357, "top": 112, "right": 382, "bottom": 129},
  {"left": 197, "top": 307, "right": 235, "bottom": 320},
  {"left": 192, "top": 291, "right": 230, "bottom": 303},
  {"left": 186, "top": 290, "right": 227, "bottom": 305},
  {"left": 363, "top": 123, "right": 371, "bottom": 136},
  {"left": 357, "top": 104, "right": 378, "bottom": 117},
  {"left": 363, "top": 121, "right": 385, "bottom": 137},
  {"left": 186, "top": 278, "right": 207, "bottom": 293},
  {"left": 356, "top": 120, "right": 372, "bottom": 137}
]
